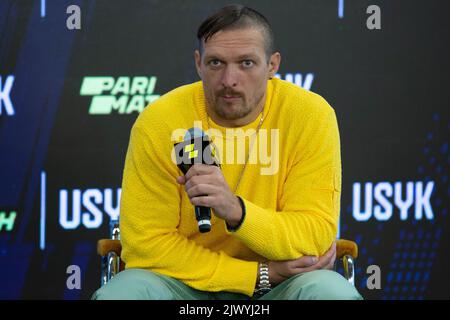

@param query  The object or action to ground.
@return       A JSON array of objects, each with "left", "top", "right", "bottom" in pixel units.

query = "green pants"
[{"left": 92, "top": 269, "right": 363, "bottom": 300}]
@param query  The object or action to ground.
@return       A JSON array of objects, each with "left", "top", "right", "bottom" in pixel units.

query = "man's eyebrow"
[
  {"left": 236, "top": 54, "right": 259, "bottom": 60},
  {"left": 203, "top": 53, "right": 260, "bottom": 61},
  {"left": 203, "top": 53, "right": 224, "bottom": 60}
]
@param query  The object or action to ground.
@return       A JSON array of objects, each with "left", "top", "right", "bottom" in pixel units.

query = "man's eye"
[
  {"left": 242, "top": 60, "right": 254, "bottom": 68},
  {"left": 209, "top": 60, "right": 221, "bottom": 67}
]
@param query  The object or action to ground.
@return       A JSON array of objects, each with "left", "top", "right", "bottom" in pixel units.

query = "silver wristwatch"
[{"left": 255, "top": 262, "right": 271, "bottom": 295}]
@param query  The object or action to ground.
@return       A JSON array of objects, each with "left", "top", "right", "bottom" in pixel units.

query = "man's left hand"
[
  {"left": 176, "top": 164, "right": 242, "bottom": 227},
  {"left": 268, "top": 241, "right": 337, "bottom": 285}
]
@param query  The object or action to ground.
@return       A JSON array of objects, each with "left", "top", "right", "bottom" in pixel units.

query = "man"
[{"left": 93, "top": 5, "right": 362, "bottom": 300}]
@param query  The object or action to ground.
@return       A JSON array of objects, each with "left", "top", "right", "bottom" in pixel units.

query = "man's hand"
[
  {"left": 268, "top": 242, "right": 337, "bottom": 285},
  {"left": 176, "top": 164, "right": 243, "bottom": 227}
]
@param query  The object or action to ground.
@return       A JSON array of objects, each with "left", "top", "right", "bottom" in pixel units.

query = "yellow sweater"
[{"left": 120, "top": 78, "right": 341, "bottom": 297}]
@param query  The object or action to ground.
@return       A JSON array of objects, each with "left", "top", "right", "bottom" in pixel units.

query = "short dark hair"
[{"left": 197, "top": 4, "right": 275, "bottom": 60}]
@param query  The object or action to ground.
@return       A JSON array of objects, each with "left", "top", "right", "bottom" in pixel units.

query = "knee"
[
  {"left": 289, "top": 270, "right": 363, "bottom": 300},
  {"left": 92, "top": 269, "right": 174, "bottom": 300}
]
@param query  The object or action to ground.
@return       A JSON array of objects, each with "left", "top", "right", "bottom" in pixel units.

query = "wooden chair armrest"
[
  {"left": 336, "top": 239, "right": 358, "bottom": 259},
  {"left": 97, "top": 239, "right": 122, "bottom": 257}
]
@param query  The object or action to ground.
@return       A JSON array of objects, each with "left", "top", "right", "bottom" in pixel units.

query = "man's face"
[{"left": 195, "top": 27, "right": 280, "bottom": 126}]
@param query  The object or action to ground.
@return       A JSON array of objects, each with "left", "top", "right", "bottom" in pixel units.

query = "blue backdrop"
[{"left": 0, "top": 0, "right": 448, "bottom": 299}]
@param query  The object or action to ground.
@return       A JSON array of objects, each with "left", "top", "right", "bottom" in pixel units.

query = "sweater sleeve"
[
  {"left": 226, "top": 104, "right": 341, "bottom": 260},
  {"left": 120, "top": 118, "right": 258, "bottom": 297}
]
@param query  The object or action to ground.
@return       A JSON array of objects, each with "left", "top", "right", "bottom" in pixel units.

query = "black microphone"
[{"left": 173, "top": 128, "right": 220, "bottom": 233}]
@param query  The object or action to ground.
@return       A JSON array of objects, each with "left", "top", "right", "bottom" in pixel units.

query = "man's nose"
[{"left": 221, "top": 65, "right": 238, "bottom": 88}]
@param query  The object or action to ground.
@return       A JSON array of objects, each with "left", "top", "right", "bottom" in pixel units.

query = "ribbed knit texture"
[{"left": 120, "top": 78, "right": 341, "bottom": 297}]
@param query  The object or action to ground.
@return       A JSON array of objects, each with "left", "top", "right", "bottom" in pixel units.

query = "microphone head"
[
  {"left": 173, "top": 127, "right": 219, "bottom": 174},
  {"left": 184, "top": 127, "right": 208, "bottom": 141}
]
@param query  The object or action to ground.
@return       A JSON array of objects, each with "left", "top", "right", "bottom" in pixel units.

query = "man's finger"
[
  {"left": 321, "top": 241, "right": 336, "bottom": 260},
  {"left": 317, "top": 247, "right": 337, "bottom": 269},
  {"left": 191, "top": 195, "right": 214, "bottom": 207},
  {"left": 327, "top": 247, "right": 337, "bottom": 270},
  {"left": 185, "top": 175, "right": 214, "bottom": 191},
  {"left": 291, "top": 256, "right": 318, "bottom": 269},
  {"left": 325, "top": 254, "right": 336, "bottom": 270},
  {"left": 176, "top": 176, "right": 186, "bottom": 184},
  {"left": 330, "top": 241, "right": 337, "bottom": 254},
  {"left": 186, "top": 184, "right": 219, "bottom": 199},
  {"left": 185, "top": 164, "right": 214, "bottom": 180}
]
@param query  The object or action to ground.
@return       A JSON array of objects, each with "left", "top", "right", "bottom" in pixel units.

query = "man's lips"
[{"left": 220, "top": 94, "right": 241, "bottom": 101}]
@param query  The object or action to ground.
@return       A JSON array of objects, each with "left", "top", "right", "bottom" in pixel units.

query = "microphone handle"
[{"left": 195, "top": 205, "right": 211, "bottom": 233}]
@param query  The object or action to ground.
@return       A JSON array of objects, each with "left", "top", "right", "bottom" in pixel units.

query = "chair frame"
[{"left": 98, "top": 222, "right": 358, "bottom": 287}]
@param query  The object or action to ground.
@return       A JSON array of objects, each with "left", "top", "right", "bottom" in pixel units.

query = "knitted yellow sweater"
[{"left": 120, "top": 78, "right": 341, "bottom": 297}]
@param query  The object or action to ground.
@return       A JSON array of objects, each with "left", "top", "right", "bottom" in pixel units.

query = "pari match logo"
[{"left": 80, "top": 76, "right": 160, "bottom": 115}]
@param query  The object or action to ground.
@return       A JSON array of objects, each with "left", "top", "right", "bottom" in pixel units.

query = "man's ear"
[
  {"left": 268, "top": 52, "right": 281, "bottom": 79},
  {"left": 194, "top": 50, "right": 202, "bottom": 79}
]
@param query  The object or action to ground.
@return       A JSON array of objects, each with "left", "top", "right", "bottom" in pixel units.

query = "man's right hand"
[{"left": 268, "top": 242, "right": 337, "bottom": 285}]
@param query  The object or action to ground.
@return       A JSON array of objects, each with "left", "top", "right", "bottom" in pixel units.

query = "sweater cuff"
[
  {"left": 226, "top": 196, "right": 246, "bottom": 232},
  {"left": 224, "top": 197, "right": 275, "bottom": 246}
]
